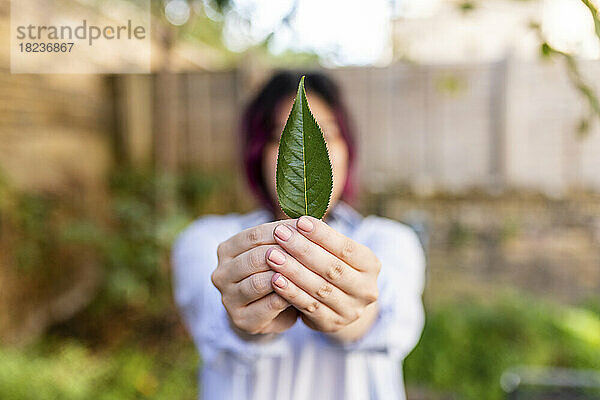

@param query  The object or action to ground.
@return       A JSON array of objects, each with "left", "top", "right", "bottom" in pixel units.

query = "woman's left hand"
[{"left": 266, "top": 216, "right": 381, "bottom": 339}]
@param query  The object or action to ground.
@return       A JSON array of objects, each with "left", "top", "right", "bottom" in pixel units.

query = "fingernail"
[
  {"left": 267, "top": 248, "right": 286, "bottom": 265},
  {"left": 272, "top": 273, "right": 287, "bottom": 288},
  {"left": 274, "top": 224, "right": 293, "bottom": 241},
  {"left": 297, "top": 216, "right": 314, "bottom": 233}
]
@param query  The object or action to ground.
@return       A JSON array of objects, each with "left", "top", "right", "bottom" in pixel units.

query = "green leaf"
[{"left": 275, "top": 76, "right": 333, "bottom": 219}]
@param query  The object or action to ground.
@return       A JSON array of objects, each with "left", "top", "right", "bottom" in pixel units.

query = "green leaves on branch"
[
  {"left": 532, "top": 15, "right": 600, "bottom": 136},
  {"left": 275, "top": 76, "right": 333, "bottom": 219}
]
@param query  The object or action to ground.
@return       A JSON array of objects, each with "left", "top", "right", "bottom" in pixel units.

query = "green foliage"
[
  {"left": 581, "top": 0, "right": 600, "bottom": 40},
  {"left": 13, "top": 194, "right": 59, "bottom": 272},
  {"left": 103, "top": 169, "right": 164, "bottom": 306},
  {"left": 76, "top": 168, "right": 226, "bottom": 309},
  {"left": 0, "top": 343, "right": 108, "bottom": 400},
  {"left": 1, "top": 165, "right": 240, "bottom": 317},
  {"left": 458, "top": 1, "right": 477, "bottom": 13},
  {"left": 0, "top": 185, "right": 90, "bottom": 280},
  {"left": 5, "top": 166, "right": 600, "bottom": 400},
  {"left": 0, "top": 166, "right": 223, "bottom": 317},
  {"left": 447, "top": 221, "right": 474, "bottom": 248},
  {"left": 276, "top": 76, "right": 333, "bottom": 219},
  {"left": 404, "top": 295, "right": 600, "bottom": 400},
  {"left": 538, "top": 40, "right": 600, "bottom": 135},
  {"left": 0, "top": 166, "right": 212, "bottom": 399},
  {"left": 436, "top": 73, "right": 467, "bottom": 96},
  {"left": 3, "top": 294, "right": 597, "bottom": 400},
  {"left": 0, "top": 340, "right": 199, "bottom": 400},
  {"left": 531, "top": 0, "right": 600, "bottom": 136}
]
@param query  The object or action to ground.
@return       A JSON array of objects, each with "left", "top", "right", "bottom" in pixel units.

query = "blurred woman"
[{"left": 172, "top": 71, "right": 426, "bottom": 400}]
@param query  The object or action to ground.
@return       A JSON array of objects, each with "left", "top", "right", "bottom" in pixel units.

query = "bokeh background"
[{"left": 1, "top": 0, "right": 600, "bottom": 399}]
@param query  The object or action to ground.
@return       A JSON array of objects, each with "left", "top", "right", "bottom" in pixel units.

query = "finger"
[
  {"left": 239, "top": 292, "right": 290, "bottom": 332},
  {"left": 300, "top": 314, "right": 321, "bottom": 331},
  {"left": 226, "top": 244, "right": 282, "bottom": 283},
  {"left": 236, "top": 271, "right": 276, "bottom": 305},
  {"left": 270, "top": 273, "right": 345, "bottom": 332},
  {"left": 261, "top": 307, "right": 299, "bottom": 334},
  {"left": 269, "top": 225, "right": 362, "bottom": 293},
  {"left": 218, "top": 219, "right": 295, "bottom": 260},
  {"left": 266, "top": 247, "right": 358, "bottom": 319},
  {"left": 295, "top": 216, "right": 379, "bottom": 271}
]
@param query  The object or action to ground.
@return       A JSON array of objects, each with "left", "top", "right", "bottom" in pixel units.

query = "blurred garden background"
[{"left": 1, "top": 0, "right": 600, "bottom": 399}]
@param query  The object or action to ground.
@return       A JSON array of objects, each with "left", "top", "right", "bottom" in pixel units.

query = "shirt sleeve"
[
  {"left": 329, "top": 216, "right": 426, "bottom": 360},
  {"left": 171, "top": 215, "right": 291, "bottom": 368}
]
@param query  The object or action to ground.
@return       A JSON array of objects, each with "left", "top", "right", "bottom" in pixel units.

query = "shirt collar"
[{"left": 325, "top": 200, "right": 363, "bottom": 235}]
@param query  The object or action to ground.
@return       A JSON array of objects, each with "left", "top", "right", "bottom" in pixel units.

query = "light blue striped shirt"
[{"left": 172, "top": 201, "right": 426, "bottom": 400}]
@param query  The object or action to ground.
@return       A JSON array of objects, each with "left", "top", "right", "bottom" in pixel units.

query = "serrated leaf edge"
[
  {"left": 301, "top": 79, "right": 333, "bottom": 219},
  {"left": 275, "top": 75, "right": 333, "bottom": 219}
]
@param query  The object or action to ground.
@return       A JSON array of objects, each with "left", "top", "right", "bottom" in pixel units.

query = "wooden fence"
[{"left": 115, "top": 58, "right": 600, "bottom": 196}]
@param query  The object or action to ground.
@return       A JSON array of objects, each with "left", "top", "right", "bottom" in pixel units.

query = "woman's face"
[{"left": 263, "top": 92, "right": 349, "bottom": 219}]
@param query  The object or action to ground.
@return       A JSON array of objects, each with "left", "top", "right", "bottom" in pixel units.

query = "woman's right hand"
[{"left": 211, "top": 220, "right": 300, "bottom": 336}]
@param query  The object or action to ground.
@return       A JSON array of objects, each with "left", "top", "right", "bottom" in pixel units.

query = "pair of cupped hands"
[{"left": 211, "top": 215, "right": 382, "bottom": 342}]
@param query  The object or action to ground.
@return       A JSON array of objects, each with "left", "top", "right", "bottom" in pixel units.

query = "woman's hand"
[
  {"left": 266, "top": 216, "right": 381, "bottom": 342},
  {"left": 211, "top": 221, "right": 299, "bottom": 337}
]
